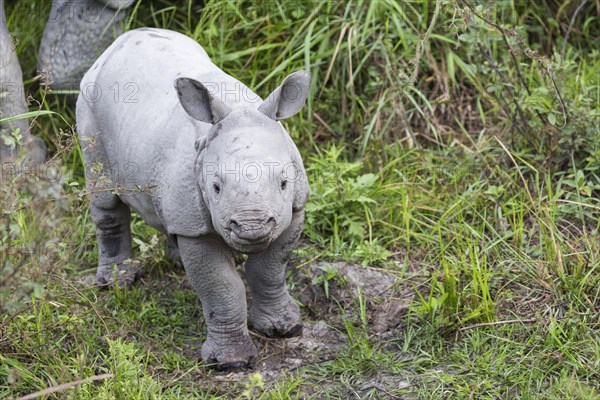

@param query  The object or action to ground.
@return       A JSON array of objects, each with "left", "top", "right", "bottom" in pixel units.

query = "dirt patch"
[
  {"left": 210, "top": 319, "right": 346, "bottom": 384},
  {"left": 297, "top": 262, "right": 410, "bottom": 334},
  {"left": 206, "top": 261, "right": 410, "bottom": 385}
]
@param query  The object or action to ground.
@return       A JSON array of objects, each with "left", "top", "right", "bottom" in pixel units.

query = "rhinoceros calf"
[{"left": 76, "top": 28, "right": 310, "bottom": 369}]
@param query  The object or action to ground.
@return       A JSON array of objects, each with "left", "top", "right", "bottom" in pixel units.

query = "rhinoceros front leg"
[
  {"left": 246, "top": 210, "right": 304, "bottom": 338},
  {"left": 177, "top": 235, "right": 257, "bottom": 370}
]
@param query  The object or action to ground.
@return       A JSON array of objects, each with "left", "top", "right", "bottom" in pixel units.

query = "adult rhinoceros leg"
[
  {"left": 0, "top": 0, "right": 46, "bottom": 164},
  {"left": 37, "top": 0, "right": 134, "bottom": 90},
  {"left": 177, "top": 235, "right": 257, "bottom": 370},
  {"left": 245, "top": 210, "right": 304, "bottom": 338}
]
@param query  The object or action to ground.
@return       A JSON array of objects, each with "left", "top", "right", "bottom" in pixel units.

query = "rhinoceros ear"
[
  {"left": 258, "top": 70, "right": 311, "bottom": 121},
  {"left": 175, "top": 78, "right": 230, "bottom": 124}
]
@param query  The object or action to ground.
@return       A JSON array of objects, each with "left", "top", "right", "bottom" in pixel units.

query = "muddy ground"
[{"left": 197, "top": 261, "right": 413, "bottom": 397}]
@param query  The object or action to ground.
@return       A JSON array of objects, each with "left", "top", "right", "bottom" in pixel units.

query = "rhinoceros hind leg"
[
  {"left": 91, "top": 196, "right": 138, "bottom": 287},
  {"left": 166, "top": 235, "right": 183, "bottom": 269}
]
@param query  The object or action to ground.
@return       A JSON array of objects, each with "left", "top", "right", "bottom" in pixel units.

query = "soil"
[{"left": 206, "top": 261, "right": 412, "bottom": 394}]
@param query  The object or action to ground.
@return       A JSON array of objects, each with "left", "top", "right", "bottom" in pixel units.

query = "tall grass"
[
  {"left": 125, "top": 0, "right": 599, "bottom": 166},
  {"left": 6, "top": 0, "right": 599, "bottom": 162}
]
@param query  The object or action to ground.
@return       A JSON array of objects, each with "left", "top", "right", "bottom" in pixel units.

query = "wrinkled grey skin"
[
  {"left": 0, "top": 0, "right": 133, "bottom": 163},
  {"left": 77, "top": 28, "right": 311, "bottom": 369},
  {"left": 0, "top": 0, "right": 45, "bottom": 163},
  {"left": 38, "top": 0, "right": 134, "bottom": 89}
]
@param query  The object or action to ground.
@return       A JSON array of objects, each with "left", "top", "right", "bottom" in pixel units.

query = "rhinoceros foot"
[
  {"left": 201, "top": 336, "right": 257, "bottom": 371},
  {"left": 96, "top": 261, "right": 141, "bottom": 288},
  {"left": 250, "top": 294, "right": 303, "bottom": 338}
]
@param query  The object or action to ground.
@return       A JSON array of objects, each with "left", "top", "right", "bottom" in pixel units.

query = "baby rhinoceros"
[{"left": 76, "top": 28, "right": 311, "bottom": 369}]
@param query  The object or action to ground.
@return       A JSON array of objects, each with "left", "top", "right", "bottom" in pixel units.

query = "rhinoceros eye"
[
  {"left": 281, "top": 180, "right": 288, "bottom": 190},
  {"left": 213, "top": 183, "right": 221, "bottom": 194}
]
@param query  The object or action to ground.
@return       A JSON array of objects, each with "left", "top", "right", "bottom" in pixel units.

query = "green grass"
[{"left": 2, "top": 0, "right": 600, "bottom": 398}]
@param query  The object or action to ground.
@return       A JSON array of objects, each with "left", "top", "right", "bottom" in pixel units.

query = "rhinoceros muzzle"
[{"left": 229, "top": 216, "right": 276, "bottom": 242}]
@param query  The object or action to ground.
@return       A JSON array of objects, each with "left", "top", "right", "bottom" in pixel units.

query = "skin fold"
[{"left": 76, "top": 28, "right": 311, "bottom": 369}]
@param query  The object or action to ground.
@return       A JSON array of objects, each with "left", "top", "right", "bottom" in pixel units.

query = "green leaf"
[
  {"left": 0, "top": 110, "right": 58, "bottom": 123},
  {"left": 347, "top": 221, "right": 365, "bottom": 239},
  {"left": 523, "top": 88, "right": 553, "bottom": 113},
  {"left": 349, "top": 196, "right": 377, "bottom": 204},
  {"left": 354, "top": 173, "right": 378, "bottom": 188}
]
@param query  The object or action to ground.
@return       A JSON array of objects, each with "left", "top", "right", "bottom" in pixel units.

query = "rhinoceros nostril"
[{"left": 229, "top": 220, "right": 240, "bottom": 232}]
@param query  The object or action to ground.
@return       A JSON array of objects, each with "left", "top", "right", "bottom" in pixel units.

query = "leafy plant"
[
  {"left": 76, "top": 339, "right": 164, "bottom": 400},
  {"left": 304, "top": 145, "right": 384, "bottom": 261},
  {"left": 311, "top": 264, "right": 340, "bottom": 299}
]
